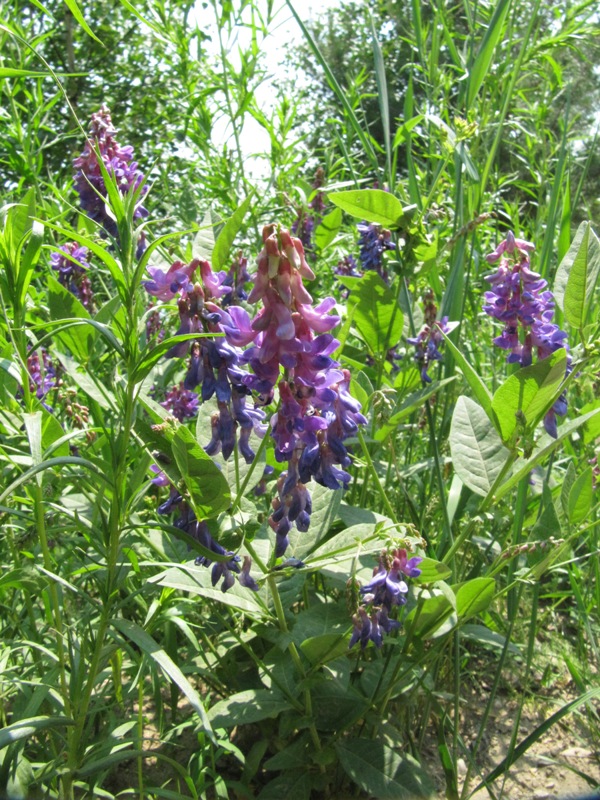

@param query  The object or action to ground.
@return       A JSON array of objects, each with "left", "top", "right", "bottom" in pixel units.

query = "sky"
[{"left": 192, "top": 0, "right": 345, "bottom": 178}]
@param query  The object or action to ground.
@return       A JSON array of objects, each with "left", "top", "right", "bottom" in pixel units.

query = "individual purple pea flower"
[
  {"left": 73, "top": 105, "right": 148, "bottom": 255},
  {"left": 143, "top": 259, "right": 198, "bottom": 301},
  {"left": 160, "top": 383, "right": 200, "bottom": 422},
  {"left": 150, "top": 465, "right": 170, "bottom": 486}
]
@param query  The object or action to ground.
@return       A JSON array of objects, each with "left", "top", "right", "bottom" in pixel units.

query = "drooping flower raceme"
[
  {"left": 357, "top": 221, "right": 395, "bottom": 281},
  {"left": 143, "top": 257, "right": 267, "bottom": 463},
  {"left": 407, "top": 289, "right": 454, "bottom": 383},
  {"left": 349, "top": 547, "right": 422, "bottom": 649},
  {"left": 74, "top": 104, "right": 148, "bottom": 256},
  {"left": 483, "top": 231, "right": 571, "bottom": 437},
  {"left": 50, "top": 243, "right": 94, "bottom": 310},
  {"left": 218, "top": 224, "right": 366, "bottom": 557}
]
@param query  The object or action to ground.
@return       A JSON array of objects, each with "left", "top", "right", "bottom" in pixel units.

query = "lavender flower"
[
  {"left": 222, "top": 252, "right": 251, "bottom": 306},
  {"left": 74, "top": 105, "right": 148, "bottom": 255},
  {"left": 349, "top": 547, "right": 421, "bottom": 649},
  {"left": 357, "top": 221, "right": 395, "bottom": 280},
  {"left": 155, "top": 489, "right": 258, "bottom": 593},
  {"left": 27, "top": 348, "right": 56, "bottom": 400},
  {"left": 483, "top": 231, "right": 571, "bottom": 436},
  {"left": 50, "top": 243, "right": 94, "bottom": 310},
  {"left": 218, "top": 224, "right": 366, "bottom": 556},
  {"left": 407, "top": 290, "right": 453, "bottom": 383},
  {"left": 160, "top": 383, "right": 200, "bottom": 422}
]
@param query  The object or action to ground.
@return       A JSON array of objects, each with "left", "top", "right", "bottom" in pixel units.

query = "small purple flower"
[
  {"left": 27, "top": 349, "right": 56, "bottom": 400},
  {"left": 357, "top": 221, "right": 395, "bottom": 279},
  {"left": 50, "top": 243, "right": 94, "bottom": 310},
  {"left": 150, "top": 465, "right": 170, "bottom": 486},
  {"left": 160, "top": 383, "right": 200, "bottom": 422}
]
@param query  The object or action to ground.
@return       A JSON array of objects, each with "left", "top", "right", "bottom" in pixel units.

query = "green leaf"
[
  {"left": 54, "top": 351, "right": 116, "bottom": 410},
  {"left": 171, "top": 426, "right": 230, "bottom": 518},
  {"left": 405, "top": 590, "right": 456, "bottom": 639},
  {"left": 0, "top": 716, "right": 74, "bottom": 749},
  {"left": 454, "top": 578, "right": 495, "bottom": 621},
  {"left": 132, "top": 332, "right": 216, "bottom": 383},
  {"left": 62, "top": 0, "right": 102, "bottom": 43},
  {"left": 531, "top": 482, "right": 562, "bottom": 540},
  {"left": 211, "top": 196, "right": 251, "bottom": 271},
  {"left": 314, "top": 206, "right": 343, "bottom": 252},
  {"left": 449, "top": 396, "right": 510, "bottom": 497},
  {"left": 554, "top": 221, "right": 600, "bottom": 328},
  {"left": 346, "top": 271, "right": 403, "bottom": 357},
  {"left": 466, "top": 0, "right": 512, "bottom": 108},
  {"left": 111, "top": 619, "right": 214, "bottom": 742},
  {"left": 491, "top": 350, "right": 568, "bottom": 442},
  {"left": 208, "top": 689, "right": 291, "bottom": 729},
  {"left": 0, "top": 67, "right": 51, "bottom": 77},
  {"left": 151, "top": 562, "right": 265, "bottom": 615},
  {"left": 286, "top": 483, "right": 342, "bottom": 559},
  {"left": 328, "top": 189, "right": 407, "bottom": 228},
  {"left": 17, "top": 220, "right": 43, "bottom": 305},
  {"left": 192, "top": 212, "right": 215, "bottom": 261},
  {"left": 47, "top": 275, "right": 93, "bottom": 361},
  {"left": 300, "top": 633, "right": 349, "bottom": 665},
  {"left": 460, "top": 624, "right": 521, "bottom": 655},
  {"left": 335, "top": 739, "right": 434, "bottom": 799},
  {"left": 413, "top": 558, "right": 452, "bottom": 584},
  {"left": 567, "top": 468, "right": 593, "bottom": 526},
  {"left": 311, "top": 682, "right": 369, "bottom": 731},
  {"left": 257, "top": 770, "right": 312, "bottom": 800}
]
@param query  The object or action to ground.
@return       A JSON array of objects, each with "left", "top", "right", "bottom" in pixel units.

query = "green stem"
[{"left": 357, "top": 428, "right": 397, "bottom": 522}]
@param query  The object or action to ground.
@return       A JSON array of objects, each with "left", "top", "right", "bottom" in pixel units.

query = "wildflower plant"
[{"left": 1, "top": 4, "right": 600, "bottom": 800}]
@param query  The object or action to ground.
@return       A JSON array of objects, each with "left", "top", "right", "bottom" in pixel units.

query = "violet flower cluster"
[
  {"left": 160, "top": 383, "right": 200, "bottom": 422},
  {"left": 407, "top": 290, "right": 452, "bottom": 383},
  {"left": 144, "top": 257, "right": 267, "bottom": 463},
  {"left": 349, "top": 547, "right": 422, "bottom": 649},
  {"left": 483, "top": 231, "right": 571, "bottom": 437},
  {"left": 152, "top": 474, "right": 258, "bottom": 593},
  {"left": 73, "top": 104, "right": 148, "bottom": 257},
  {"left": 217, "top": 224, "right": 367, "bottom": 557},
  {"left": 26, "top": 348, "right": 57, "bottom": 412},
  {"left": 357, "top": 221, "right": 395, "bottom": 281},
  {"left": 50, "top": 243, "right": 94, "bottom": 310}
]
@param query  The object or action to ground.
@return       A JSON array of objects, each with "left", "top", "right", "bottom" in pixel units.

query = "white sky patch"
[{"left": 189, "top": 0, "right": 344, "bottom": 179}]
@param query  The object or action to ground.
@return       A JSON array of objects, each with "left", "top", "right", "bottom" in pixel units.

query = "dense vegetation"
[{"left": 1, "top": 1, "right": 599, "bottom": 798}]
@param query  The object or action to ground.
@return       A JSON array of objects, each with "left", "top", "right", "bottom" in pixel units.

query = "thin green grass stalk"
[{"left": 357, "top": 428, "right": 398, "bottom": 522}]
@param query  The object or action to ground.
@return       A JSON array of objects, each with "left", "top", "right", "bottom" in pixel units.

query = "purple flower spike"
[
  {"left": 160, "top": 383, "right": 200, "bottom": 422},
  {"left": 50, "top": 243, "right": 94, "bottom": 309},
  {"left": 74, "top": 105, "right": 147, "bottom": 254},
  {"left": 483, "top": 230, "right": 571, "bottom": 436}
]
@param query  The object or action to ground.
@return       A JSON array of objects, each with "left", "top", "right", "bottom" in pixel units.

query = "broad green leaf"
[
  {"left": 211, "top": 195, "right": 251, "bottom": 270},
  {"left": 567, "top": 468, "right": 593, "bottom": 526},
  {"left": 460, "top": 624, "right": 521, "bottom": 655},
  {"left": 328, "top": 189, "right": 406, "bottom": 228},
  {"left": 554, "top": 221, "right": 600, "bottom": 328},
  {"left": 286, "top": 483, "right": 342, "bottom": 559},
  {"left": 111, "top": 619, "right": 214, "bottom": 741},
  {"left": 335, "top": 739, "right": 434, "bottom": 799},
  {"left": 55, "top": 351, "right": 116, "bottom": 410},
  {"left": 300, "top": 633, "right": 349, "bottom": 665},
  {"left": 192, "top": 212, "right": 215, "bottom": 261},
  {"left": 491, "top": 350, "right": 568, "bottom": 442},
  {"left": 346, "top": 271, "right": 403, "bottom": 356},
  {"left": 0, "top": 716, "right": 74, "bottom": 749},
  {"left": 314, "top": 206, "right": 343, "bottom": 252},
  {"left": 264, "top": 737, "right": 311, "bottom": 771},
  {"left": 495, "top": 407, "right": 600, "bottom": 501},
  {"left": 151, "top": 562, "right": 265, "bottom": 615},
  {"left": 171, "top": 426, "right": 230, "bottom": 518},
  {"left": 257, "top": 770, "right": 312, "bottom": 800},
  {"left": 311, "top": 682, "right": 369, "bottom": 731},
  {"left": 580, "top": 399, "right": 600, "bottom": 443},
  {"left": 413, "top": 558, "right": 452, "bottom": 584},
  {"left": 449, "top": 396, "right": 510, "bottom": 496},
  {"left": 208, "top": 689, "right": 290, "bottom": 728},
  {"left": 47, "top": 275, "right": 93, "bottom": 361},
  {"left": 454, "top": 577, "right": 495, "bottom": 621},
  {"left": 405, "top": 590, "right": 456, "bottom": 639},
  {"left": 132, "top": 332, "right": 215, "bottom": 383},
  {"left": 531, "top": 483, "right": 562, "bottom": 540}
]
